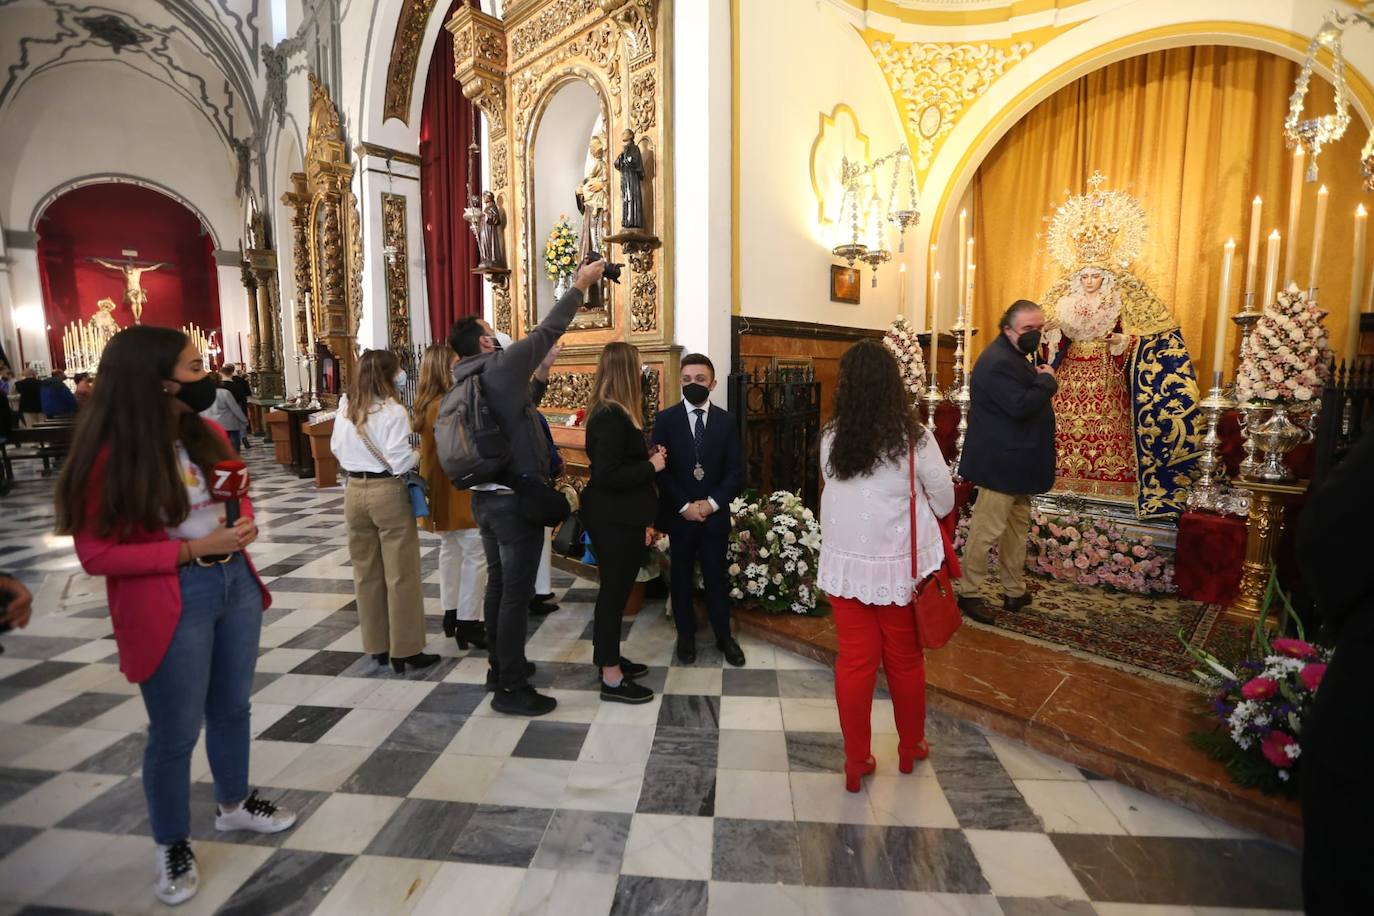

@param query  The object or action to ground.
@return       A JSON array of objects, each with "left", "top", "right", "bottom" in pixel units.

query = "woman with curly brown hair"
[{"left": 818, "top": 339, "right": 954, "bottom": 793}]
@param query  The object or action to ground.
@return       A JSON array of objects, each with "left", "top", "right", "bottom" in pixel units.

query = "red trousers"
[{"left": 830, "top": 594, "right": 927, "bottom": 766}]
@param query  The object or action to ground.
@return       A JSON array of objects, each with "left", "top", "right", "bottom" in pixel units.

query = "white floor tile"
[
  {"left": 708, "top": 881, "right": 810, "bottom": 916},
  {"left": 9, "top": 726, "right": 124, "bottom": 771},
  {"left": 281, "top": 792, "right": 402, "bottom": 854},
  {"left": 867, "top": 774, "right": 960, "bottom": 828},
  {"left": 560, "top": 761, "right": 644, "bottom": 812},
  {"left": 318, "top": 708, "right": 411, "bottom": 748},
  {"left": 621, "top": 813, "right": 714, "bottom": 880},
  {"left": 482, "top": 758, "right": 574, "bottom": 808},
  {"left": 313, "top": 853, "right": 442, "bottom": 916},
  {"left": 664, "top": 667, "right": 724, "bottom": 695},
  {"left": 1089, "top": 781, "right": 1216, "bottom": 838},
  {"left": 715, "top": 769, "right": 795, "bottom": 821},
  {"left": 265, "top": 743, "right": 373, "bottom": 792},
  {"left": 719, "top": 696, "right": 785, "bottom": 731},
  {"left": 509, "top": 867, "right": 618, "bottom": 916},
  {"left": 409, "top": 754, "right": 505, "bottom": 803},
  {"left": 411, "top": 862, "right": 526, "bottom": 916},
  {"left": 1017, "top": 779, "right": 1128, "bottom": 834},
  {"left": 444, "top": 715, "right": 530, "bottom": 757},
  {"left": 779, "top": 697, "right": 842, "bottom": 732},
  {"left": 986, "top": 734, "right": 1088, "bottom": 781},
  {"left": 0, "top": 771, "right": 124, "bottom": 827},
  {"left": 965, "top": 829, "right": 1088, "bottom": 899},
  {"left": 788, "top": 771, "right": 876, "bottom": 824}
]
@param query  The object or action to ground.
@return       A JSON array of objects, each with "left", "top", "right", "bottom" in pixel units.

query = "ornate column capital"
[{"left": 447, "top": 6, "right": 509, "bottom": 141}]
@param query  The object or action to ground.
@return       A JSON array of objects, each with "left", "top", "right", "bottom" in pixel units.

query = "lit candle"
[
  {"left": 1213, "top": 239, "right": 1235, "bottom": 376},
  {"left": 930, "top": 271, "right": 941, "bottom": 384},
  {"left": 1350, "top": 204, "right": 1368, "bottom": 363},
  {"left": 957, "top": 210, "right": 968, "bottom": 320},
  {"left": 1309, "top": 184, "right": 1328, "bottom": 294},
  {"left": 898, "top": 262, "right": 907, "bottom": 316},
  {"left": 965, "top": 263, "right": 976, "bottom": 376},
  {"left": 1263, "top": 229, "right": 1281, "bottom": 308},
  {"left": 1284, "top": 147, "right": 1304, "bottom": 284},
  {"left": 1245, "top": 196, "right": 1262, "bottom": 297}
]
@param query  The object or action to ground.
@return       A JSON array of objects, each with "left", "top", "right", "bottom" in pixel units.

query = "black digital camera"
[{"left": 587, "top": 251, "right": 624, "bottom": 284}]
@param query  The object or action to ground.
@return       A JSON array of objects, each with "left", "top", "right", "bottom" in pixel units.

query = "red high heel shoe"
[
  {"left": 844, "top": 757, "right": 877, "bottom": 793},
  {"left": 898, "top": 741, "right": 930, "bottom": 774}
]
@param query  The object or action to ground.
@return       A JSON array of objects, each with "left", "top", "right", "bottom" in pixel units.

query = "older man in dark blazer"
[
  {"left": 652, "top": 353, "right": 746, "bottom": 666},
  {"left": 957, "top": 299, "right": 1057, "bottom": 625}
]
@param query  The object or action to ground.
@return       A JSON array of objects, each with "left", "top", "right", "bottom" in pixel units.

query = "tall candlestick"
[
  {"left": 927, "top": 243, "right": 937, "bottom": 326},
  {"left": 957, "top": 210, "right": 968, "bottom": 320},
  {"left": 1214, "top": 239, "right": 1235, "bottom": 374},
  {"left": 1350, "top": 204, "right": 1368, "bottom": 363},
  {"left": 964, "top": 264, "right": 975, "bottom": 377},
  {"left": 964, "top": 238, "right": 975, "bottom": 319},
  {"left": 1263, "top": 229, "right": 1281, "bottom": 308},
  {"left": 898, "top": 263, "right": 907, "bottom": 316},
  {"left": 1309, "top": 184, "right": 1328, "bottom": 294},
  {"left": 1245, "top": 196, "right": 1262, "bottom": 296},
  {"left": 1284, "top": 147, "right": 1304, "bottom": 284},
  {"left": 930, "top": 272, "right": 941, "bottom": 383}
]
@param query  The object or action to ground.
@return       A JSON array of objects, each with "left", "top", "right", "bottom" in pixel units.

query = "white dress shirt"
[
  {"left": 680, "top": 398, "right": 719, "bottom": 516},
  {"left": 330, "top": 395, "right": 418, "bottom": 475},
  {"left": 818, "top": 429, "right": 955, "bottom": 605}
]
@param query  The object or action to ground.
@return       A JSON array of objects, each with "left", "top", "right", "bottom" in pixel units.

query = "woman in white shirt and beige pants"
[
  {"left": 330, "top": 350, "right": 437, "bottom": 674},
  {"left": 819, "top": 340, "right": 955, "bottom": 793}
]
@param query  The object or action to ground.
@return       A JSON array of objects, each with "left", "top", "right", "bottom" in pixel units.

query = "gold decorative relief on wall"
[
  {"left": 867, "top": 36, "right": 1033, "bottom": 173},
  {"left": 383, "top": 0, "right": 441, "bottom": 124},
  {"left": 544, "top": 370, "right": 596, "bottom": 410},
  {"left": 381, "top": 193, "right": 411, "bottom": 353}
]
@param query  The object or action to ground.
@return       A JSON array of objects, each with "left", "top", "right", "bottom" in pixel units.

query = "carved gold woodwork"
[
  {"left": 245, "top": 248, "right": 286, "bottom": 399},
  {"left": 381, "top": 193, "right": 412, "bottom": 353},
  {"left": 544, "top": 370, "right": 596, "bottom": 410},
  {"left": 1229, "top": 479, "right": 1306, "bottom": 625},
  {"left": 444, "top": 0, "right": 674, "bottom": 417},
  {"left": 303, "top": 74, "right": 363, "bottom": 397},
  {"left": 280, "top": 172, "right": 313, "bottom": 357},
  {"left": 383, "top": 0, "right": 441, "bottom": 125}
]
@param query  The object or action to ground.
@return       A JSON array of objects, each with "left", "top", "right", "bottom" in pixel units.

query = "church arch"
[{"left": 30, "top": 174, "right": 223, "bottom": 251}]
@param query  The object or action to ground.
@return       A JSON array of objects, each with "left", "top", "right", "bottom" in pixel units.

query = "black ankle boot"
[
  {"left": 442, "top": 609, "right": 457, "bottom": 638},
  {"left": 391, "top": 652, "right": 440, "bottom": 674},
  {"left": 454, "top": 620, "right": 488, "bottom": 651},
  {"left": 372, "top": 652, "right": 390, "bottom": 666}
]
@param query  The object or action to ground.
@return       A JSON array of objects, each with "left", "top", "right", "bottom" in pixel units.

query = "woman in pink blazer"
[{"left": 55, "top": 326, "right": 296, "bottom": 907}]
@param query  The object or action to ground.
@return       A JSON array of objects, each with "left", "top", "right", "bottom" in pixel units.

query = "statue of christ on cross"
[{"left": 90, "top": 256, "right": 168, "bottom": 325}]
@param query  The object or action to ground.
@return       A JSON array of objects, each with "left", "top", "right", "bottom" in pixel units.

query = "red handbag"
[{"left": 910, "top": 446, "right": 963, "bottom": 649}]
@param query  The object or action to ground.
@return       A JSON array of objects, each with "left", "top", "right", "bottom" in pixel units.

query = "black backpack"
[{"left": 435, "top": 363, "right": 510, "bottom": 489}]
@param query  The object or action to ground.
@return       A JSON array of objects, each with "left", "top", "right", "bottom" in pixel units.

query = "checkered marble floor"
[{"left": 0, "top": 445, "right": 1302, "bottom": 915}]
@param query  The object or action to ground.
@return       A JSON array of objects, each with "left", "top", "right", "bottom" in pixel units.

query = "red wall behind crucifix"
[{"left": 37, "top": 183, "right": 221, "bottom": 369}]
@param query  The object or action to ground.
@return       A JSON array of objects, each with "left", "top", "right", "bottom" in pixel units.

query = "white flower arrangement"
[
  {"left": 883, "top": 314, "right": 928, "bottom": 404},
  {"left": 727, "top": 490, "right": 822, "bottom": 614},
  {"left": 1235, "top": 284, "right": 1330, "bottom": 404}
]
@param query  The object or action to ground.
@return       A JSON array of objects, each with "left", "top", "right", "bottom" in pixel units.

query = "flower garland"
[
  {"left": 544, "top": 215, "right": 579, "bottom": 282},
  {"left": 1235, "top": 283, "right": 1330, "bottom": 404},
  {"left": 727, "top": 490, "right": 822, "bottom": 615},
  {"left": 1183, "top": 569, "right": 1330, "bottom": 795},
  {"left": 882, "top": 314, "right": 928, "bottom": 404},
  {"left": 955, "top": 511, "right": 1175, "bottom": 595}
]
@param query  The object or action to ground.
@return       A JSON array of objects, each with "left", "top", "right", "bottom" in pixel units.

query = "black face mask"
[
  {"left": 1016, "top": 330, "right": 1042, "bottom": 355},
  {"left": 682, "top": 383, "right": 710, "bottom": 406},
  {"left": 173, "top": 375, "right": 218, "bottom": 412}
]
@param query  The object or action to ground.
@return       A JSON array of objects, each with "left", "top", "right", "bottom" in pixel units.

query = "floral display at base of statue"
[
  {"left": 1182, "top": 569, "right": 1330, "bottom": 796},
  {"left": 1235, "top": 283, "right": 1330, "bottom": 403},
  {"left": 544, "top": 215, "right": 578, "bottom": 282},
  {"left": 727, "top": 490, "right": 822, "bottom": 615},
  {"left": 954, "top": 512, "right": 1175, "bottom": 595},
  {"left": 882, "top": 314, "right": 928, "bottom": 403}
]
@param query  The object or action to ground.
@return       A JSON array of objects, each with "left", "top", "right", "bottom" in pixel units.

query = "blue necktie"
[{"left": 693, "top": 409, "right": 706, "bottom": 450}]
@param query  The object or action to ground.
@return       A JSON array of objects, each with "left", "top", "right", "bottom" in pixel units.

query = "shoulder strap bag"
[
  {"left": 910, "top": 444, "right": 961, "bottom": 649},
  {"left": 356, "top": 419, "right": 430, "bottom": 520}
]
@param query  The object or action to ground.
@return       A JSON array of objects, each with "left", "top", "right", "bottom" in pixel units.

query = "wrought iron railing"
[
  {"left": 1312, "top": 356, "right": 1373, "bottom": 487},
  {"left": 728, "top": 366, "right": 821, "bottom": 509}
]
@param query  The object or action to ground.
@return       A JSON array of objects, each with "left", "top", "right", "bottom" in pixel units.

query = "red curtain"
[
  {"left": 419, "top": 0, "right": 483, "bottom": 345},
  {"left": 36, "top": 183, "right": 221, "bottom": 369}
]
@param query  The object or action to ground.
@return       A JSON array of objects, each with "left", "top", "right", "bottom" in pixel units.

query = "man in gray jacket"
[{"left": 448, "top": 256, "right": 605, "bottom": 716}]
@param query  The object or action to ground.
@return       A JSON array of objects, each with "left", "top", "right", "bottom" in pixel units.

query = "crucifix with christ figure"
[{"left": 88, "top": 252, "right": 168, "bottom": 325}]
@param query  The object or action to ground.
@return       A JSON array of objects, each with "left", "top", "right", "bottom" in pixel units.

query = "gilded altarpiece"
[
  {"left": 446, "top": 0, "right": 678, "bottom": 426},
  {"left": 381, "top": 193, "right": 412, "bottom": 353},
  {"left": 294, "top": 75, "right": 365, "bottom": 402}
]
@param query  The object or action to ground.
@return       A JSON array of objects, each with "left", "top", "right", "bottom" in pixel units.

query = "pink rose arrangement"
[
  {"left": 1184, "top": 570, "right": 1332, "bottom": 795},
  {"left": 956, "top": 511, "right": 1174, "bottom": 595},
  {"left": 1235, "top": 284, "right": 1329, "bottom": 403}
]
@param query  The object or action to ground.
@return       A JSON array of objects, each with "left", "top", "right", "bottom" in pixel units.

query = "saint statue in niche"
[
  {"left": 478, "top": 191, "right": 506, "bottom": 269},
  {"left": 91, "top": 257, "right": 166, "bottom": 325},
  {"left": 614, "top": 128, "right": 645, "bottom": 230},
  {"left": 575, "top": 134, "right": 609, "bottom": 309},
  {"left": 1039, "top": 172, "right": 1200, "bottom": 519}
]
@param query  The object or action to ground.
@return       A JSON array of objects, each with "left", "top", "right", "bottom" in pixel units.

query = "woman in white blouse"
[
  {"left": 819, "top": 339, "right": 955, "bottom": 792},
  {"left": 331, "top": 350, "right": 437, "bottom": 674}
]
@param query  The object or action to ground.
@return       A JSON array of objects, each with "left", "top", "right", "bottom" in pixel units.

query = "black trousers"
[
  {"left": 668, "top": 518, "right": 733, "bottom": 643},
  {"left": 1302, "top": 619, "right": 1374, "bottom": 914},
  {"left": 471, "top": 490, "right": 543, "bottom": 690},
  {"left": 584, "top": 518, "right": 646, "bottom": 668}
]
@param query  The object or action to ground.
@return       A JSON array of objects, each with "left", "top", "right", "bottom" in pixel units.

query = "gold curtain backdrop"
[{"left": 971, "top": 46, "right": 1371, "bottom": 383}]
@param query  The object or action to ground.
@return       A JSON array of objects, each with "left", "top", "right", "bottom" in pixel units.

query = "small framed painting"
[{"left": 830, "top": 265, "right": 860, "bottom": 304}]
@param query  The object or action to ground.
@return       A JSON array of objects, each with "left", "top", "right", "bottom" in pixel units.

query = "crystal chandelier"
[
  {"left": 1286, "top": 14, "right": 1352, "bottom": 182},
  {"left": 831, "top": 145, "right": 919, "bottom": 284}
]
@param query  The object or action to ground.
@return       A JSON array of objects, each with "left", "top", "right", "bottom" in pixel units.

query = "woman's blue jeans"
[{"left": 138, "top": 554, "right": 262, "bottom": 845}]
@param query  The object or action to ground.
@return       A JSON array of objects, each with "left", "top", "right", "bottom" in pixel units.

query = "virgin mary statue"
[{"left": 1040, "top": 173, "right": 1200, "bottom": 519}]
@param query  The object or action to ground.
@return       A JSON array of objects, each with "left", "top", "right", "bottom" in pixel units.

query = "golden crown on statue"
[{"left": 1046, "top": 171, "right": 1149, "bottom": 271}]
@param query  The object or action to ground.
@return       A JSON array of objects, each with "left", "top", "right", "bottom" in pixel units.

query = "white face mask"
[{"left": 395, "top": 370, "right": 407, "bottom": 387}]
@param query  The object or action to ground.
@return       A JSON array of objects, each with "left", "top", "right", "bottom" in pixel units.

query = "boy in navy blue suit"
[{"left": 652, "top": 354, "right": 746, "bottom": 666}]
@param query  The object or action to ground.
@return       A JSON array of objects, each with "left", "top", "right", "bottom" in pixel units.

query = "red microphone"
[{"left": 210, "top": 460, "right": 250, "bottom": 525}]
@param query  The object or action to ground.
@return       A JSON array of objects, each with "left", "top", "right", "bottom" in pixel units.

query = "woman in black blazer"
[{"left": 582, "top": 343, "right": 665, "bottom": 704}]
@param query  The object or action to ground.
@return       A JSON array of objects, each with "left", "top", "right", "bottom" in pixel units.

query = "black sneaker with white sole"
[{"left": 600, "top": 679, "right": 654, "bottom": 704}]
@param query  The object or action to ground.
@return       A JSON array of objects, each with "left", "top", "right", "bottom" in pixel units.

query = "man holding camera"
[{"left": 448, "top": 256, "right": 606, "bottom": 717}]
